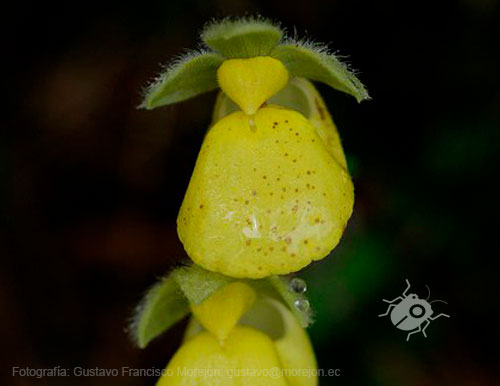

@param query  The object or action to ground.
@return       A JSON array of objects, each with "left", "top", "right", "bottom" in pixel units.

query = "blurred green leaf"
[
  {"left": 425, "top": 118, "right": 500, "bottom": 177},
  {"left": 303, "top": 232, "right": 390, "bottom": 340}
]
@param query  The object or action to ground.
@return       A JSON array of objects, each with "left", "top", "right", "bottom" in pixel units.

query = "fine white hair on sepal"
[
  {"left": 280, "top": 35, "right": 361, "bottom": 75},
  {"left": 139, "top": 49, "right": 224, "bottom": 109},
  {"left": 272, "top": 34, "right": 370, "bottom": 102},
  {"left": 138, "top": 48, "right": 214, "bottom": 109},
  {"left": 127, "top": 276, "right": 164, "bottom": 346},
  {"left": 200, "top": 15, "right": 284, "bottom": 58},
  {"left": 200, "top": 14, "right": 283, "bottom": 46}
]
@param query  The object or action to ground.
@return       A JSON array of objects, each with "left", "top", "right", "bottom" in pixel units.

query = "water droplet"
[
  {"left": 294, "top": 299, "right": 310, "bottom": 312},
  {"left": 289, "top": 278, "right": 307, "bottom": 294}
]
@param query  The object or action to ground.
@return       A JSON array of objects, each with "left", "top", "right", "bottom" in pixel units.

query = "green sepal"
[
  {"left": 271, "top": 42, "right": 370, "bottom": 102},
  {"left": 130, "top": 263, "right": 236, "bottom": 348},
  {"left": 201, "top": 17, "right": 282, "bottom": 58},
  {"left": 130, "top": 273, "right": 190, "bottom": 348},
  {"left": 172, "top": 263, "right": 235, "bottom": 305},
  {"left": 130, "top": 264, "right": 313, "bottom": 348},
  {"left": 141, "top": 51, "right": 224, "bottom": 109}
]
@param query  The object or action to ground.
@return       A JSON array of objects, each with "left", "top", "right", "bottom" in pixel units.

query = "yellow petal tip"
[
  {"left": 191, "top": 282, "right": 256, "bottom": 342},
  {"left": 217, "top": 56, "right": 289, "bottom": 115}
]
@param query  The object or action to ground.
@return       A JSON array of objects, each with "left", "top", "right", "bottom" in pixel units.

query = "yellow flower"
[
  {"left": 136, "top": 17, "right": 369, "bottom": 386},
  {"left": 157, "top": 282, "right": 317, "bottom": 386},
  {"left": 177, "top": 58, "right": 354, "bottom": 278}
]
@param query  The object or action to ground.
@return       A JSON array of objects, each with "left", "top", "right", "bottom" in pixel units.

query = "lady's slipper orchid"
[
  {"left": 141, "top": 17, "right": 367, "bottom": 278},
  {"left": 156, "top": 281, "right": 317, "bottom": 386},
  {"left": 133, "top": 17, "right": 369, "bottom": 385}
]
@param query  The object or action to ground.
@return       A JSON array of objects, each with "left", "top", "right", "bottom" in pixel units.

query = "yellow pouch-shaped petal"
[
  {"left": 217, "top": 57, "right": 289, "bottom": 115},
  {"left": 158, "top": 325, "right": 288, "bottom": 386},
  {"left": 177, "top": 105, "right": 354, "bottom": 278},
  {"left": 191, "top": 282, "right": 256, "bottom": 342}
]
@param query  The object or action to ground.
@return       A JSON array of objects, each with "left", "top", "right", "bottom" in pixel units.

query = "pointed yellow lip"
[
  {"left": 190, "top": 282, "right": 257, "bottom": 343},
  {"left": 217, "top": 56, "right": 289, "bottom": 115}
]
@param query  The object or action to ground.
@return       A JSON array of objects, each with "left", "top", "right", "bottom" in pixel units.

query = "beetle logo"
[{"left": 379, "top": 279, "right": 450, "bottom": 341}]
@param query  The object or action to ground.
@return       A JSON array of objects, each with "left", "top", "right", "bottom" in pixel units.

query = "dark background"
[{"left": 3, "top": 0, "right": 499, "bottom": 385}]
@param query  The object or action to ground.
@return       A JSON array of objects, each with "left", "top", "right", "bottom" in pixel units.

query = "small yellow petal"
[
  {"left": 217, "top": 56, "right": 289, "bottom": 115},
  {"left": 157, "top": 326, "right": 288, "bottom": 386},
  {"left": 177, "top": 106, "right": 354, "bottom": 278},
  {"left": 289, "top": 78, "right": 348, "bottom": 169},
  {"left": 191, "top": 282, "right": 257, "bottom": 342}
]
